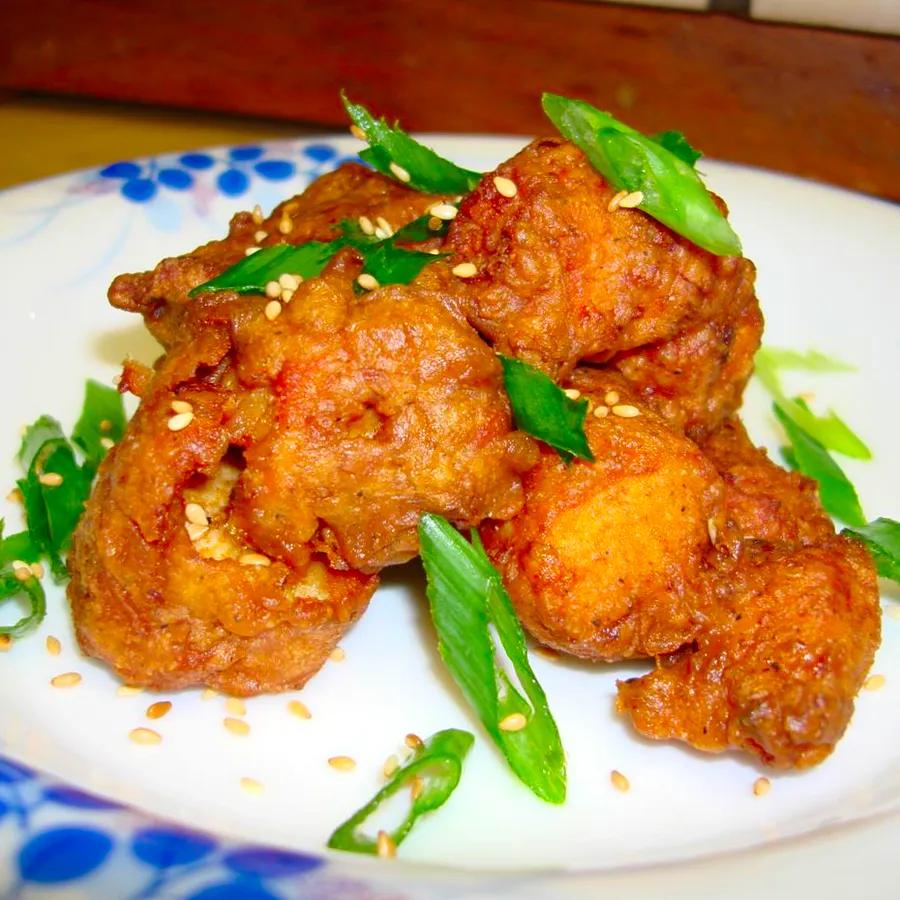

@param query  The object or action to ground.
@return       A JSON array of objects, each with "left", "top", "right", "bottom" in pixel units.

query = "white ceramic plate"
[{"left": 0, "top": 135, "right": 898, "bottom": 898}]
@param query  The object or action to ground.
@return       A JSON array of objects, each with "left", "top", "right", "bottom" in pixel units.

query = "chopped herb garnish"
[
  {"left": 499, "top": 356, "right": 593, "bottom": 462},
  {"left": 72, "top": 379, "right": 128, "bottom": 473},
  {"left": 418, "top": 514, "right": 566, "bottom": 804},
  {"left": 342, "top": 93, "right": 482, "bottom": 195},
  {"left": 0, "top": 566, "right": 47, "bottom": 638},
  {"left": 541, "top": 93, "right": 741, "bottom": 257},
  {"left": 650, "top": 130, "right": 702, "bottom": 168},
  {"left": 842, "top": 518, "right": 900, "bottom": 583},
  {"left": 755, "top": 347, "right": 871, "bottom": 460},
  {"left": 773, "top": 402, "right": 866, "bottom": 527},
  {"left": 327, "top": 728, "right": 473, "bottom": 855}
]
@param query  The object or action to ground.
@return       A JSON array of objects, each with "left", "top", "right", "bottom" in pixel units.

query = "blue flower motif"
[
  {"left": 222, "top": 847, "right": 321, "bottom": 877},
  {"left": 303, "top": 143, "right": 338, "bottom": 163},
  {"left": 254, "top": 160, "right": 295, "bottom": 181},
  {"left": 158, "top": 168, "right": 194, "bottom": 190},
  {"left": 229, "top": 145, "right": 265, "bottom": 162},
  {"left": 99, "top": 161, "right": 142, "bottom": 180},
  {"left": 217, "top": 169, "right": 251, "bottom": 197},
  {"left": 132, "top": 826, "right": 217, "bottom": 868},
  {"left": 179, "top": 152, "right": 216, "bottom": 170},
  {"left": 18, "top": 826, "right": 113, "bottom": 883}
]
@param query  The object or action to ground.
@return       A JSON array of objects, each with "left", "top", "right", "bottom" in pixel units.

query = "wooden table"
[{"left": 1, "top": 1, "right": 898, "bottom": 198}]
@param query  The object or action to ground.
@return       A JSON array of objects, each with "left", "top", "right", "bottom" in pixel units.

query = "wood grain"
[{"left": 1, "top": 0, "right": 898, "bottom": 197}]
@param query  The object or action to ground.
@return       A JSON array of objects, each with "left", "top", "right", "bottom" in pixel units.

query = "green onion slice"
[
  {"left": 72, "top": 379, "right": 127, "bottom": 473},
  {"left": 842, "top": 518, "right": 900, "bottom": 583},
  {"left": 755, "top": 347, "right": 871, "bottom": 460},
  {"left": 327, "top": 728, "right": 474, "bottom": 854},
  {"left": 418, "top": 514, "right": 566, "bottom": 804},
  {"left": 773, "top": 402, "right": 866, "bottom": 527},
  {"left": 342, "top": 93, "right": 481, "bottom": 195},
  {"left": 500, "top": 356, "right": 593, "bottom": 462},
  {"left": 0, "top": 567, "right": 47, "bottom": 638},
  {"left": 650, "top": 130, "right": 702, "bottom": 168},
  {"left": 541, "top": 93, "right": 741, "bottom": 257}
]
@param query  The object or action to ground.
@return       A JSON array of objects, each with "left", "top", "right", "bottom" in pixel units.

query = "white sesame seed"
[
  {"left": 383, "top": 754, "right": 399, "bottom": 778},
  {"left": 201, "top": 688, "right": 218, "bottom": 701},
  {"left": 376, "top": 830, "right": 397, "bottom": 859},
  {"left": 39, "top": 472, "right": 63, "bottom": 487},
  {"left": 225, "top": 697, "right": 247, "bottom": 717},
  {"left": 499, "top": 712, "right": 528, "bottom": 732},
  {"left": 117, "top": 685, "right": 143, "bottom": 697},
  {"left": 0, "top": 635, "right": 11, "bottom": 651},
  {"left": 429, "top": 203, "right": 458, "bottom": 221},
  {"left": 618, "top": 190, "right": 645, "bottom": 209},
  {"left": 224, "top": 717, "right": 250, "bottom": 736},
  {"left": 46, "top": 636, "right": 61, "bottom": 656},
  {"left": 358, "top": 215, "right": 375, "bottom": 235},
  {"left": 428, "top": 216, "right": 443, "bottom": 231},
  {"left": 281, "top": 289, "right": 294, "bottom": 304},
  {"left": 51, "top": 672, "right": 82, "bottom": 688},
  {"left": 278, "top": 217, "right": 293, "bottom": 235},
  {"left": 374, "top": 227, "right": 390, "bottom": 241},
  {"left": 864, "top": 674, "right": 886, "bottom": 691},
  {"left": 129, "top": 727, "right": 162, "bottom": 745},
  {"left": 264, "top": 280, "right": 282, "bottom": 299},
  {"left": 376, "top": 216, "right": 393, "bottom": 236},
  {"left": 493, "top": 175, "right": 518, "bottom": 197},
  {"left": 563, "top": 388, "right": 581, "bottom": 400},
  {"left": 277, "top": 273, "right": 298, "bottom": 291},
  {"left": 707, "top": 517, "right": 718, "bottom": 545},
  {"left": 350, "top": 124, "right": 366, "bottom": 140},
  {"left": 329, "top": 646, "right": 346, "bottom": 662},
  {"left": 6, "top": 487, "right": 22, "bottom": 504},
  {"left": 185, "top": 502, "right": 208, "bottom": 526},
  {"left": 238, "top": 552, "right": 271, "bottom": 567},
  {"left": 612, "top": 404, "right": 641, "bottom": 418},
  {"left": 100, "top": 437, "right": 115, "bottom": 450},
  {"left": 593, "top": 405, "right": 609, "bottom": 418},
  {"left": 607, "top": 190, "right": 628, "bottom": 212},
  {"left": 753, "top": 776, "right": 771, "bottom": 796},
  {"left": 146, "top": 701, "right": 172, "bottom": 720},
  {"left": 452, "top": 262, "right": 478, "bottom": 278},
  {"left": 389, "top": 162, "right": 411, "bottom": 183},
  {"left": 288, "top": 699, "right": 311, "bottom": 719},
  {"left": 611, "top": 770, "right": 630, "bottom": 792},
  {"left": 357, "top": 273, "right": 379, "bottom": 291},
  {"left": 328, "top": 756, "right": 356, "bottom": 772},
  {"left": 185, "top": 521, "right": 208, "bottom": 542},
  {"left": 254, "top": 229, "right": 268, "bottom": 243},
  {"left": 31, "top": 562, "right": 45, "bottom": 581},
  {"left": 405, "top": 733, "right": 424, "bottom": 750},
  {"left": 265, "top": 300, "right": 282, "bottom": 321},
  {"left": 171, "top": 399, "right": 193, "bottom": 414},
  {"left": 240, "top": 777, "right": 264, "bottom": 796},
  {"left": 245, "top": 246, "right": 261, "bottom": 256},
  {"left": 167, "top": 412, "right": 194, "bottom": 432},
  {"left": 251, "top": 204, "right": 264, "bottom": 225}
]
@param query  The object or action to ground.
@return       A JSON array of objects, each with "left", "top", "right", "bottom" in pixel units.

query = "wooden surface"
[{"left": 1, "top": 0, "right": 898, "bottom": 198}]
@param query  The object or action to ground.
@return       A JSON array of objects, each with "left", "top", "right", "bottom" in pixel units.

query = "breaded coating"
[
  {"left": 445, "top": 137, "right": 756, "bottom": 381},
  {"left": 480, "top": 370, "right": 723, "bottom": 661},
  {"left": 230, "top": 256, "right": 537, "bottom": 574},
  {"left": 109, "top": 163, "right": 440, "bottom": 348},
  {"left": 68, "top": 336, "right": 377, "bottom": 696},
  {"left": 617, "top": 537, "right": 880, "bottom": 769},
  {"left": 616, "top": 418, "right": 880, "bottom": 768}
]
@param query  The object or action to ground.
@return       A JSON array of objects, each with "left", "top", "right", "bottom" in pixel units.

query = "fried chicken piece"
[
  {"left": 616, "top": 418, "right": 881, "bottom": 768},
  {"left": 231, "top": 255, "right": 537, "bottom": 574},
  {"left": 480, "top": 370, "right": 723, "bottom": 661},
  {"left": 445, "top": 137, "right": 756, "bottom": 383},
  {"left": 109, "top": 163, "right": 440, "bottom": 348},
  {"left": 68, "top": 333, "right": 377, "bottom": 696},
  {"left": 617, "top": 537, "right": 880, "bottom": 769}
]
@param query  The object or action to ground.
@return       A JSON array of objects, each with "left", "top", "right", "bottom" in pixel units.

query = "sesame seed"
[
  {"left": 226, "top": 697, "right": 247, "bottom": 716},
  {"left": 383, "top": 754, "right": 399, "bottom": 778},
  {"left": 46, "top": 635, "right": 61, "bottom": 656},
  {"left": 281, "top": 289, "right": 294, "bottom": 304},
  {"left": 224, "top": 717, "right": 250, "bottom": 736},
  {"left": 39, "top": 472, "right": 63, "bottom": 487},
  {"left": 429, "top": 203, "right": 458, "bottom": 221},
  {"left": 238, "top": 552, "right": 271, "bottom": 567},
  {"left": 405, "top": 733, "right": 424, "bottom": 750},
  {"left": 409, "top": 774, "right": 424, "bottom": 800},
  {"left": 201, "top": 688, "right": 218, "bottom": 701},
  {"left": 185, "top": 522, "right": 208, "bottom": 542},
  {"left": 376, "top": 830, "right": 397, "bottom": 859},
  {"left": 51, "top": 672, "right": 82, "bottom": 688},
  {"left": 265, "top": 300, "right": 282, "bottom": 321},
  {"left": 30, "top": 562, "right": 44, "bottom": 579},
  {"left": 6, "top": 487, "right": 23, "bottom": 504},
  {"left": 254, "top": 229, "right": 268, "bottom": 243},
  {"left": 707, "top": 518, "right": 718, "bottom": 545},
  {"left": 612, "top": 404, "right": 641, "bottom": 418},
  {"left": 288, "top": 699, "right": 311, "bottom": 719},
  {"left": 350, "top": 124, "right": 366, "bottom": 140},
  {"left": 610, "top": 770, "right": 630, "bottom": 792},
  {"left": 374, "top": 227, "right": 389, "bottom": 240},
  {"left": 240, "top": 776, "right": 264, "bottom": 796},
  {"left": 452, "top": 262, "right": 478, "bottom": 278},
  {"left": 607, "top": 190, "right": 628, "bottom": 212},
  {"left": 129, "top": 727, "right": 162, "bottom": 745},
  {"left": 12, "top": 561, "right": 30, "bottom": 582},
  {"left": 357, "top": 273, "right": 379, "bottom": 291},
  {"left": 864, "top": 674, "right": 886, "bottom": 691},
  {"left": 0, "top": 635, "right": 11, "bottom": 651},
  {"left": 185, "top": 502, "right": 208, "bottom": 526},
  {"left": 278, "top": 273, "right": 300, "bottom": 291},
  {"left": 376, "top": 216, "right": 394, "bottom": 237},
  {"left": 171, "top": 399, "right": 193, "bottom": 414},
  {"left": 499, "top": 712, "right": 528, "bottom": 732},
  {"left": 358, "top": 215, "right": 375, "bottom": 235},
  {"left": 427, "top": 216, "right": 443, "bottom": 231},
  {"left": 563, "top": 388, "right": 581, "bottom": 400},
  {"left": 618, "top": 190, "right": 645, "bottom": 209},
  {"left": 389, "top": 162, "right": 411, "bottom": 183},
  {"left": 264, "top": 280, "right": 282, "bottom": 299},
  {"left": 601, "top": 391, "right": 617, "bottom": 406},
  {"left": 100, "top": 437, "right": 115, "bottom": 450},
  {"left": 427, "top": 249, "right": 441, "bottom": 255},
  {"left": 493, "top": 175, "right": 518, "bottom": 197},
  {"left": 146, "top": 701, "right": 172, "bottom": 720},
  {"left": 278, "top": 217, "right": 293, "bottom": 235},
  {"left": 328, "top": 755, "right": 357, "bottom": 772},
  {"left": 100, "top": 419, "right": 113, "bottom": 432},
  {"left": 245, "top": 246, "right": 261, "bottom": 256},
  {"left": 117, "top": 685, "right": 143, "bottom": 697},
  {"left": 753, "top": 776, "right": 771, "bottom": 797},
  {"left": 167, "top": 412, "right": 194, "bottom": 432},
  {"left": 251, "top": 204, "right": 264, "bottom": 225},
  {"left": 329, "top": 646, "right": 346, "bottom": 662}
]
